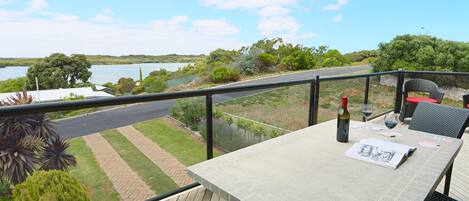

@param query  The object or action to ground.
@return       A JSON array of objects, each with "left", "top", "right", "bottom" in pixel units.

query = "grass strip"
[
  {"left": 69, "top": 138, "right": 120, "bottom": 201},
  {"left": 101, "top": 130, "right": 178, "bottom": 194}
]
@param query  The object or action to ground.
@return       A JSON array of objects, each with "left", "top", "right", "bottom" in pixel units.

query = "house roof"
[{"left": 0, "top": 87, "right": 114, "bottom": 103}]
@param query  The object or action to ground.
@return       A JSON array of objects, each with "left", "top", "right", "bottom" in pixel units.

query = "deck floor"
[
  {"left": 163, "top": 119, "right": 469, "bottom": 201},
  {"left": 161, "top": 186, "right": 224, "bottom": 201}
]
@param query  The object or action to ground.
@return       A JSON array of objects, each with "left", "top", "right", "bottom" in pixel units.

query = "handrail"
[
  {"left": 0, "top": 70, "right": 399, "bottom": 116},
  {"left": 2, "top": 69, "right": 469, "bottom": 201}
]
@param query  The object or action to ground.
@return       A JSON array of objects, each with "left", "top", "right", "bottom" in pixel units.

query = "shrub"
[
  {"left": 143, "top": 76, "right": 167, "bottom": 93},
  {"left": 170, "top": 98, "right": 205, "bottom": 130},
  {"left": 250, "top": 124, "right": 266, "bottom": 136},
  {"left": 223, "top": 115, "right": 233, "bottom": 126},
  {"left": 0, "top": 77, "right": 27, "bottom": 93},
  {"left": 213, "top": 109, "right": 223, "bottom": 119},
  {"left": 12, "top": 170, "right": 89, "bottom": 201},
  {"left": 131, "top": 85, "right": 145, "bottom": 95},
  {"left": 270, "top": 129, "right": 283, "bottom": 138},
  {"left": 280, "top": 49, "right": 317, "bottom": 70},
  {"left": 210, "top": 67, "right": 240, "bottom": 83},
  {"left": 258, "top": 53, "right": 277, "bottom": 67},
  {"left": 117, "top": 77, "right": 135, "bottom": 94},
  {"left": 320, "top": 57, "right": 342, "bottom": 67},
  {"left": 0, "top": 179, "right": 11, "bottom": 200}
]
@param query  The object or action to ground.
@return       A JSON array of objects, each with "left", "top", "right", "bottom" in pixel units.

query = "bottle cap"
[{"left": 341, "top": 96, "right": 348, "bottom": 108}]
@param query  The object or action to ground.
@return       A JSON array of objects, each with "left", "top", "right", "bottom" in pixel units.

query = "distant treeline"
[{"left": 0, "top": 54, "right": 206, "bottom": 67}]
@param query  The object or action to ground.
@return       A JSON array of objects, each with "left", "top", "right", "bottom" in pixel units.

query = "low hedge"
[{"left": 12, "top": 170, "right": 89, "bottom": 201}]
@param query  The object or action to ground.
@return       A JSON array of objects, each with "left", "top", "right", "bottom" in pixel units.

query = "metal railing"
[{"left": 1, "top": 69, "right": 469, "bottom": 200}]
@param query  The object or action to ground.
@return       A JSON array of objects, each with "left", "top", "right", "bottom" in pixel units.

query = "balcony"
[{"left": 1, "top": 70, "right": 468, "bottom": 201}]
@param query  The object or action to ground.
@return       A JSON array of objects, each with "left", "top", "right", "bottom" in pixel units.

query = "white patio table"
[{"left": 188, "top": 120, "right": 462, "bottom": 201}]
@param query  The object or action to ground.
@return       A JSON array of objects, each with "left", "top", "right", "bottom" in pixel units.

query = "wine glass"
[
  {"left": 362, "top": 104, "right": 373, "bottom": 122},
  {"left": 383, "top": 112, "right": 400, "bottom": 140}
]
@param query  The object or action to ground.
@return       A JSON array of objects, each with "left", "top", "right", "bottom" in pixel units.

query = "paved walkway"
[
  {"left": 83, "top": 133, "right": 155, "bottom": 201},
  {"left": 117, "top": 125, "right": 193, "bottom": 186}
]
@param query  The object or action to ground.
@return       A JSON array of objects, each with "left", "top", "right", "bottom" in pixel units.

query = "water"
[{"left": 0, "top": 63, "right": 190, "bottom": 84}]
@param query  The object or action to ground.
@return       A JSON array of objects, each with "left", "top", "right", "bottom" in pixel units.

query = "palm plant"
[{"left": 0, "top": 92, "right": 76, "bottom": 184}]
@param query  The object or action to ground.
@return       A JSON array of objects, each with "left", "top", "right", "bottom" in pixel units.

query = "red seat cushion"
[
  {"left": 466, "top": 104, "right": 469, "bottom": 109},
  {"left": 405, "top": 97, "right": 438, "bottom": 104}
]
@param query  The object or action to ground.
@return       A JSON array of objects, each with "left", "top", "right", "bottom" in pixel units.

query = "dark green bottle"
[{"left": 337, "top": 96, "right": 350, "bottom": 143}]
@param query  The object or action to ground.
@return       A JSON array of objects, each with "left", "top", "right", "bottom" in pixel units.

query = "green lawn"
[
  {"left": 101, "top": 130, "right": 178, "bottom": 194},
  {"left": 134, "top": 118, "right": 221, "bottom": 166},
  {"left": 68, "top": 138, "right": 119, "bottom": 201}
]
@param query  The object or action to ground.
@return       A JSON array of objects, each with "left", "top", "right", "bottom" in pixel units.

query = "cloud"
[
  {"left": 169, "top": 15, "right": 188, "bottom": 24},
  {"left": 257, "top": 5, "right": 290, "bottom": 17},
  {"left": 52, "top": 14, "right": 79, "bottom": 22},
  {"left": 200, "top": 0, "right": 313, "bottom": 43},
  {"left": 92, "top": 13, "right": 114, "bottom": 23},
  {"left": 332, "top": 13, "right": 342, "bottom": 22},
  {"left": 0, "top": 0, "right": 15, "bottom": 6},
  {"left": 200, "top": 0, "right": 296, "bottom": 10},
  {"left": 192, "top": 19, "right": 239, "bottom": 36},
  {"left": 0, "top": 15, "right": 243, "bottom": 57},
  {"left": 26, "top": 0, "right": 47, "bottom": 12},
  {"left": 101, "top": 8, "right": 112, "bottom": 14},
  {"left": 299, "top": 32, "right": 317, "bottom": 39},
  {"left": 323, "top": 0, "right": 348, "bottom": 11},
  {"left": 258, "top": 16, "right": 298, "bottom": 36}
]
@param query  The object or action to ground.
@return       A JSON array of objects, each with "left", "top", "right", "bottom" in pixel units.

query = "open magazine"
[{"left": 345, "top": 138, "right": 417, "bottom": 169}]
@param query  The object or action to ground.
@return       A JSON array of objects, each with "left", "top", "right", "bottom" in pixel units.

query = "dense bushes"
[
  {"left": 0, "top": 77, "right": 27, "bottom": 93},
  {"left": 210, "top": 67, "right": 240, "bottom": 83},
  {"left": 170, "top": 98, "right": 205, "bottom": 130},
  {"left": 280, "top": 48, "right": 317, "bottom": 70},
  {"left": 373, "top": 34, "right": 469, "bottom": 72},
  {"left": 117, "top": 77, "right": 135, "bottom": 94},
  {"left": 143, "top": 76, "right": 167, "bottom": 93},
  {"left": 12, "top": 170, "right": 89, "bottom": 201}
]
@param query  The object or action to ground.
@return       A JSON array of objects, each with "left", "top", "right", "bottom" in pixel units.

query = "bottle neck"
[{"left": 341, "top": 97, "right": 348, "bottom": 110}]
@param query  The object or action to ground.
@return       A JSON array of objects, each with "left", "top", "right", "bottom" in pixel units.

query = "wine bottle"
[{"left": 337, "top": 96, "right": 350, "bottom": 143}]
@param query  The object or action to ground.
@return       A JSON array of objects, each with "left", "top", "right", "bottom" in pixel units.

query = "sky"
[{"left": 1, "top": 0, "right": 469, "bottom": 57}]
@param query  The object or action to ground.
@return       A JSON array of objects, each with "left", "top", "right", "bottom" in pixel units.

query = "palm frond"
[
  {"left": 40, "top": 137, "right": 76, "bottom": 171},
  {"left": 0, "top": 147, "right": 37, "bottom": 184}
]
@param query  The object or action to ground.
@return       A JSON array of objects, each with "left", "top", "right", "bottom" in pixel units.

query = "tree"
[
  {"left": 373, "top": 34, "right": 469, "bottom": 72},
  {"left": 0, "top": 92, "right": 76, "bottom": 184},
  {"left": 117, "top": 77, "right": 135, "bottom": 94},
  {"left": 26, "top": 53, "right": 92, "bottom": 89},
  {"left": 206, "top": 49, "right": 239, "bottom": 65},
  {"left": 139, "top": 67, "right": 143, "bottom": 82}
]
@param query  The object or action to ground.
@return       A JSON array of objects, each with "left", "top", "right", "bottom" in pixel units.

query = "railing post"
[
  {"left": 308, "top": 80, "right": 315, "bottom": 126},
  {"left": 394, "top": 69, "right": 404, "bottom": 113},
  {"left": 205, "top": 94, "right": 213, "bottom": 159},
  {"left": 363, "top": 76, "right": 370, "bottom": 122},
  {"left": 308, "top": 75, "right": 320, "bottom": 126}
]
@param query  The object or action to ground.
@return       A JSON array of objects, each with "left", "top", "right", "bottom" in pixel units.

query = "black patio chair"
[
  {"left": 400, "top": 79, "right": 444, "bottom": 121},
  {"left": 409, "top": 102, "right": 469, "bottom": 201},
  {"left": 463, "top": 94, "right": 469, "bottom": 109}
]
